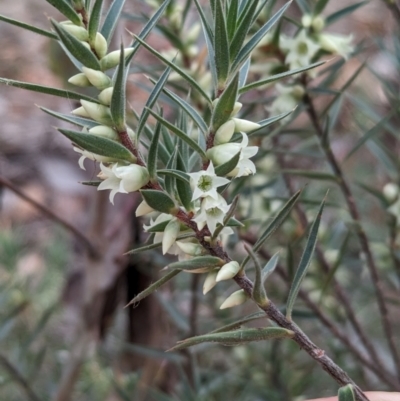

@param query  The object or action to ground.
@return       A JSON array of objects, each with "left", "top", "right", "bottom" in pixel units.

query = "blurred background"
[{"left": 0, "top": 0, "right": 399, "bottom": 400}]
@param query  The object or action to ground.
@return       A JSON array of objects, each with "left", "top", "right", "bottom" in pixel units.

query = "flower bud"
[
  {"left": 135, "top": 200, "right": 154, "bottom": 217},
  {"left": 68, "top": 73, "right": 91, "bottom": 87},
  {"left": 216, "top": 261, "right": 240, "bottom": 282},
  {"left": 162, "top": 218, "right": 180, "bottom": 255},
  {"left": 100, "top": 48, "right": 134, "bottom": 70},
  {"left": 203, "top": 270, "right": 218, "bottom": 295},
  {"left": 318, "top": 33, "right": 354, "bottom": 59},
  {"left": 220, "top": 289, "right": 248, "bottom": 309},
  {"left": 80, "top": 41, "right": 91, "bottom": 51},
  {"left": 187, "top": 23, "right": 201, "bottom": 44},
  {"left": 312, "top": 15, "right": 325, "bottom": 32},
  {"left": 301, "top": 14, "right": 313, "bottom": 28},
  {"left": 212, "top": 98, "right": 219, "bottom": 109},
  {"left": 61, "top": 24, "right": 88, "bottom": 41},
  {"left": 71, "top": 106, "right": 90, "bottom": 118},
  {"left": 89, "top": 125, "right": 118, "bottom": 139},
  {"left": 127, "top": 127, "right": 136, "bottom": 141},
  {"left": 383, "top": 183, "right": 399, "bottom": 203},
  {"left": 82, "top": 67, "right": 111, "bottom": 90},
  {"left": 98, "top": 87, "right": 114, "bottom": 105},
  {"left": 176, "top": 241, "right": 204, "bottom": 256},
  {"left": 214, "top": 119, "right": 235, "bottom": 145},
  {"left": 93, "top": 32, "right": 108, "bottom": 58},
  {"left": 230, "top": 102, "right": 243, "bottom": 117},
  {"left": 232, "top": 118, "right": 261, "bottom": 133},
  {"left": 80, "top": 100, "right": 113, "bottom": 125}
]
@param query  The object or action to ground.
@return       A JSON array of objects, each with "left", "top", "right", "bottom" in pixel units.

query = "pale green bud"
[
  {"left": 203, "top": 270, "right": 218, "bottom": 295},
  {"left": 212, "top": 98, "right": 219, "bottom": 109},
  {"left": 216, "top": 261, "right": 240, "bottom": 282},
  {"left": 71, "top": 106, "right": 90, "bottom": 118},
  {"left": 232, "top": 118, "right": 261, "bottom": 133},
  {"left": 301, "top": 14, "right": 313, "bottom": 28},
  {"left": 230, "top": 102, "right": 243, "bottom": 117},
  {"left": 82, "top": 67, "right": 111, "bottom": 90},
  {"left": 135, "top": 200, "right": 154, "bottom": 217},
  {"left": 214, "top": 119, "right": 235, "bottom": 145},
  {"left": 80, "top": 99, "right": 113, "bottom": 125},
  {"left": 220, "top": 289, "right": 248, "bottom": 309},
  {"left": 94, "top": 32, "right": 108, "bottom": 59},
  {"left": 61, "top": 24, "right": 88, "bottom": 41},
  {"left": 127, "top": 127, "right": 136, "bottom": 141},
  {"left": 162, "top": 218, "right": 180, "bottom": 255},
  {"left": 100, "top": 48, "right": 135, "bottom": 70},
  {"left": 68, "top": 73, "right": 91, "bottom": 87},
  {"left": 312, "top": 15, "right": 325, "bottom": 32},
  {"left": 292, "top": 85, "right": 305, "bottom": 99},
  {"left": 187, "top": 23, "right": 201, "bottom": 44},
  {"left": 88, "top": 125, "right": 118, "bottom": 139},
  {"left": 98, "top": 87, "right": 114, "bottom": 105},
  {"left": 383, "top": 183, "right": 399, "bottom": 203},
  {"left": 176, "top": 241, "right": 204, "bottom": 256},
  {"left": 80, "top": 41, "right": 91, "bottom": 51}
]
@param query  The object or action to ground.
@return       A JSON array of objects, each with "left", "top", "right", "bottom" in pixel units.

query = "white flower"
[
  {"left": 189, "top": 162, "right": 230, "bottom": 201},
  {"left": 162, "top": 218, "right": 180, "bottom": 255},
  {"left": 216, "top": 261, "right": 240, "bottom": 282},
  {"left": 135, "top": 200, "right": 154, "bottom": 217},
  {"left": 207, "top": 133, "right": 258, "bottom": 177},
  {"left": 97, "top": 163, "right": 150, "bottom": 204},
  {"left": 193, "top": 195, "right": 230, "bottom": 234},
  {"left": 73, "top": 146, "right": 115, "bottom": 170},
  {"left": 203, "top": 270, "right": 218, "bottom": 295},
  {"left": 318, "top": 33, "right": 354, "bottom": 59},
  {"left": 281, "top": 30, "right": 320, "bottom": 69}
]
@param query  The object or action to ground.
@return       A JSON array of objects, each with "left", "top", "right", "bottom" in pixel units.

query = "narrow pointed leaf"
[
  {"left": 211, "top": 73, "right": 239, "bottom": 131},
  {"left": 262, "top": 251, "right": 280, "bottom": 283},
  {"left": 214, "top": 0, "right": 230, "bottom": 83},
  {"left": 176, "top": 155, "right": 193, "bottom": 210},
  {"left": 137, "top": 66, "right": 172, "bottom": 141},
  {"left": 282, "top": 169, "right": 338, "bottom": 181},
  {"left": 88, "top": 0, "right": 104, "bottom": 43},
  {"left": 157, "top": 169, "right": 190, "bottom": 183},
  {"left": 0, "top": 15, "right": 57, "bottom": 39},
  {"left": 133, "top": 35, "right": 211, "bottom": 104},
  {"left": 240, "top": 61, "right": 325, "bottom": 93},
  {"left": 210, "top": 311, "right": 266, "bottom": 333},
  {"left": 126, "top": 270, "right": 181, "bottom": 306},
  {"left": 0, "top": 78, "right": 99, "bottom": 103},
  {"left": 325, "top": 2, "right": 367, "bottom": 26},
  {"left": 101, "top": 0, "right": 126, "bottom": 44},
  {"left": 245, "top": 245, "right": 268, "bottom": 306},
  {"left": 231, "top": 1, "right": 291, "bottom": 74},
  {"left": 146, "top": 109, "right": 207, "bottom": 158},
  {"left": 51, "top": 20, "right": 101, "bottom": 70},
  {"left": 193, "top": 0, "right": 213, "bottom": 42},
  {"left": 111, "top": 45, "right": 126, "bottom": 131},
  {"left": 214, "top": 151, "right": 241, "bottom": 176},
  {"left": 314, "top": 0, "right": 330, "bottom": 15},
  {"left": 140, "top": 190, "right": 177, "bottom": 214},
  {"left": 338, "top": 385, "right": 356, "bottom": 401},
  {"left": 238, "top": 57, "right": 250, "bottom": 89},
  {"left": 226, "top": 0, "right": 238, "bottom": 41},
  {"left": 286, "top": 198, "right": 325, "bottom": 321},
  {"left": 249, "top": 111, "right": 294, "bottom": 136},
  {"left": 58, "top": 128, "right": 136, "bottom": 161},
  {"left": 168, "top": 327, "right": 294, "bottom": 351},
  {"left": 168, "top": 256, "right": 224, "bottom": 272},
  {"left": 39, "top": 106, "right": 98, "bottom": 128},
  {"left": 147, "top": 121, "right": 162, "bottom": 180},
  {"left": 45, "top": 0, "right": 82, "bottom": 25},
  {"left": 212, "top": 195, "right": 239, "bottom": 239}
]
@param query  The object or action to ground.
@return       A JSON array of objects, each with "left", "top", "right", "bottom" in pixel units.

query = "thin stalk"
[{"left": 303, "top": 89, "right": 400, "bottom": 378}]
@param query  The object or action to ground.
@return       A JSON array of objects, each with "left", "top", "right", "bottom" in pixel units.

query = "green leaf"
[
  {"left": 140, "top": 189, "right": 177, "bottom": 214},
  {"left": 238, "top": 57, "right": 250, "bottom": 88},
  {"left": 125, "top": 270, "right": 181, "bottom": 306},
  {"left": 160, "top": 87, "right": 208, "bottom": 135},
  {"left": 157, "top": 169, "right": 190, "bottom": 183},
  {"left": 193, "top": 0, "right": 213, "bottom": 42},
  {"left": 282, "top": 169, "right": 338, "bottom": 181},
  {"left": 58, "top": 129, "right": 136, "bottom": 161},
  {"left": 111, "top": 45, "right": 126, "bottom": 131},
  {"left": 262, "top": 251, "right": 280, "bottom": 283},
  {"left": 240, "top": 61, "right": 325, "bottom": 93},
  {"left": 214, "top": 151, "right": 241, "bottom": 177},
  {"left": 211, "top": 73, "right": 239, "bottom": 131},
  {"left": 101, "top": 0, "right": 126, "bottom": 44},
  {"left": 164, "top": 146, "right": 178, "bottom": 195},
  {"left": 286, "top": 197, "right": 325, "bottom": 321},
  {"left": 229, "top": 0, "right": 258, "bottom": 62},
  {"left": 231, "top": 1, "right": 291, "bottom": 74},
  {"left": 325, "top": 2, "right": 367, "bottom": 26},
  {"left": 168, "top": 256, "right": 224, "bottom": 272},
  {"left": 210, "top": 311, "right": 266, "bottom": 333},
  {"left": 146, "top": 109, "right": 207, "bottom": 158},
  {"left": 137, "top": 66, "right": 172, "bottom": 142},
  {"left": 133, "top": 35, "right": 212, "bottom": 104},
  {"left": 226, "top": 0, "right": 238, "bottom": 41},
  {"left": 338, "top": 385, "right": 356, "bottom": 401},
  {"left": 249, "top": 111, "right": 294, "bottom": 136},
  {"left": 176, "top": 155, "right": 193, "bottom": 210},
  {"left": 0, "top": 78, "right": 100, "bottom": 103},
  {"left": 39, "top": 106, "right": 98, "bottom": 128},
  {"left": 0, "top": 14, "right": 57, "bottom": 39},
  {"left": 88, "top": 0, "right": 104, "bottom": 43},
  {"left": 167, "top": 327, "right": 294, "bottom": 351},
  {"left": 45, "top": 0, "right": 82, "bottom": 25},
  {"left": 212, "top": 195, "right": 239, "bottom": 240},
  {"left": 244, "top": 245, "right": 268, "bottom": 307},
  {"left": 214, "top": 0, "right": 230, "bottom": 84},
  {"left": 147, "top": 121, "right": 162, "bottom": 181},
  {"left": 51, "top": 20, "right": 101, "bottom": 70},
  {"left": 313, "top": 0, "right": 329, "bottom": 15}
]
